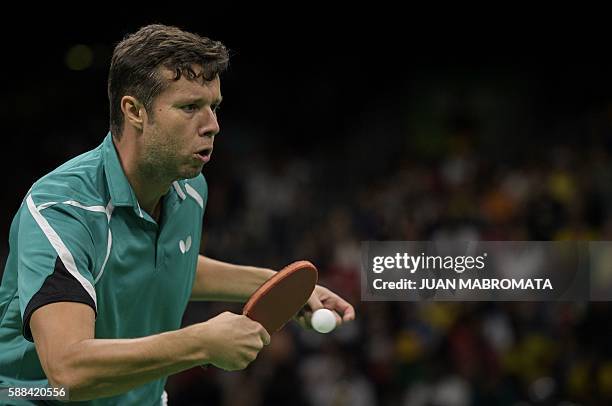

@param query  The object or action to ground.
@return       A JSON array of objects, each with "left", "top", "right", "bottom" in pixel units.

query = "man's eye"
[{"left": 182, "top": 104, "right": 198, "bottom": 112}]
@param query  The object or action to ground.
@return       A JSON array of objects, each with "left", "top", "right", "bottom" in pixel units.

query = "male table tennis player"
[{"left": 0, "top": 24, "right": 355, "bottom": 404}]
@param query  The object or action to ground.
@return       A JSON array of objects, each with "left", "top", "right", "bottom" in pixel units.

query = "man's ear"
[{"left": 121, "top": 96, "right": 146, "bottom": 131}]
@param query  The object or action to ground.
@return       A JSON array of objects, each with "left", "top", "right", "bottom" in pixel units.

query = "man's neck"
[{"left": 112, "top": 135, "right": 170, "bottom": 218}]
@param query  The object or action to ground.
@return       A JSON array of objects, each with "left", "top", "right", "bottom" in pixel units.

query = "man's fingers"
[
  {"left": 294, "top": 314, "right": 309, "bottom": 329},
  {"left": 259, "top": 325, "right": 271, "bottom": 345},
  {"left": 307, "top": 292, "right": 324, "bottom": 312},
  {"left": 246, "top": 317, "right": 271, "bottom": 345},
  {"left": 332, "top": 310, "right": 342, "bottom": 325},
  {"left": 329, "top": 297, "right": 356, "bottom": 323},
  {"left": 338, "top": 300, "right": 356, "bottom": 322},
  {"left": 342, "top": 304, "right": 356, "bottom": 322},
  {"left": 303, "top": 285, "right": 356, "bottom": 329}
]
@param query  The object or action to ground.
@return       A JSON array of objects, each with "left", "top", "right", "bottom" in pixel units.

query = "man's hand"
[
  {"left": 294, "top": 285, "right": 356, "bottom": 329},
  {"left": 195, "top": 312, "right": 270, "bottom": 371}
]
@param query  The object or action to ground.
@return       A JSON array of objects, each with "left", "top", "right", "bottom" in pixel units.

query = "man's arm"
[
  {"left": 192, "top": 255, "right": 356, "bottom": 326},
  {"left": 191, "top": 255, "right": 275, "bottom": 301},
  {"left": 31, "top": 302, "right": 269, "bottom": 401}
]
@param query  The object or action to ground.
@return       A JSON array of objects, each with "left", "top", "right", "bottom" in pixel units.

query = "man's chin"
[{"left": 179, "top": 166, "right": 204, "bottom": 180}]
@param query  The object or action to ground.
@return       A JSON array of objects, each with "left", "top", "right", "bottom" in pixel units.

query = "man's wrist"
[{"left": 174, "top": 325, "right": 210, "bottom": 366}]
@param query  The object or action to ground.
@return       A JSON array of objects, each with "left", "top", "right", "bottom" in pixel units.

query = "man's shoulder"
[{"left": 29, "top": 144, "right": 107, "bottom": 207}]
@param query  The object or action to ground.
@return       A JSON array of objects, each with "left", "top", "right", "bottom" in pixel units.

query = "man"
[{"left": 0, "top": 24, "right": 355, "bottom": 404}]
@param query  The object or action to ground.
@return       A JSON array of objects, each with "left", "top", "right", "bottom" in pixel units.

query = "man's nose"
[{"left": 199, "top": 107, "right": 219, "bottom": 137}]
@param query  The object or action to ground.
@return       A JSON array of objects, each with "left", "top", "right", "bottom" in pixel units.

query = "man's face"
[{"left": 141, "top": 67, "right": 222, "bottom": 181}]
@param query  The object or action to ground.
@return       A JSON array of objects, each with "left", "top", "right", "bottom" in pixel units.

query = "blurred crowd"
[
  {"left": 167, "top": 89, "right": 612, "bottom": 405},
  {"left": 2, "top": 40, "right": 612, "bottom": 405}
]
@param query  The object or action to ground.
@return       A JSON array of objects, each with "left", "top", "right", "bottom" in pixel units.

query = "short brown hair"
[{"left": 108, "top": 24, "right": 229, "bottom": 138}]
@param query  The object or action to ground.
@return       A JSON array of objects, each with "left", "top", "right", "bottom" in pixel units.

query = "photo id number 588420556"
[{"left": 0, "top": 386, "right": 68, "bottom": 400}]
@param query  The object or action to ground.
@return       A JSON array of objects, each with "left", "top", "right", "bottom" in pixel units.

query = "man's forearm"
[
  {"left": 191, "top": 256, "right": 275, "bottom": 301},
  {"left": 51, "top": 324, "right": 205, "bottom": 401}
]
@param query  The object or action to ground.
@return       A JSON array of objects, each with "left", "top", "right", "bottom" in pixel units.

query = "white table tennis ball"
[{"left": 311, "top": 308, "right": 337, "bottom": 333}]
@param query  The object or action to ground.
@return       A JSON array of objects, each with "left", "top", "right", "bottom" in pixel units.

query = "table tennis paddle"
[{"left": 243, "top": 260, "right": 318, "bottom": 334}]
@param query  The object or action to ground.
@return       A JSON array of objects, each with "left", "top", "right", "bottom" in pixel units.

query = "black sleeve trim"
[{"left": 22, "top": 256, "right": 97, "bottom": 342}]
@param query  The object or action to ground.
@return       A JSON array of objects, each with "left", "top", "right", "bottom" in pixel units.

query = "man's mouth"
[{"left": 194, "top": 148, "right": 213, "bottom": 163}]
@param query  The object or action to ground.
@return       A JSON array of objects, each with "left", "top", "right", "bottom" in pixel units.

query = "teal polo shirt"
[{"left": 0, "top": 133, "right": 207, "bottom": 405}]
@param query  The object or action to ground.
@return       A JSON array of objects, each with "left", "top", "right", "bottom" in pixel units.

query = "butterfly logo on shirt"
[{"left": 179, "top": 235, "right": 192, "bottom": 254}]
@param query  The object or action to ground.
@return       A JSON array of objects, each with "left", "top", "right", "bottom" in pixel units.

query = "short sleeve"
[{"left": 17, "top": 194, "right": 97, "bottom": 341}]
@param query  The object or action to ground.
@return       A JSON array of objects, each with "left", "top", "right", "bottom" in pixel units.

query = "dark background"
[{"left": 1, "top": 13, "right": 612, "bottom": 406}]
